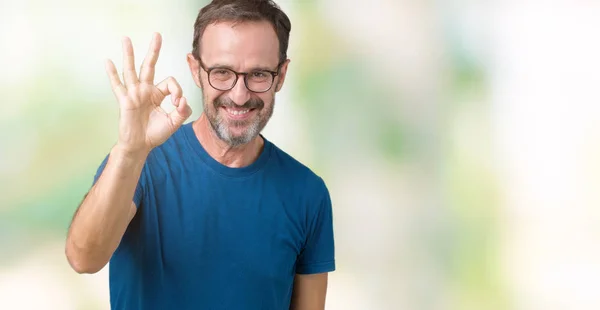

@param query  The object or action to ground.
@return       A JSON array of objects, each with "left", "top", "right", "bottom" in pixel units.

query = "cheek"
[
  {"left": 258, "top": 94, "right": 275, "bottom": 109},
  {"left": 203, "top": 90, "right": 222, "bottom": 107},
  {"left": 199, "top": 75, "right": 218, "bottom": 98}
]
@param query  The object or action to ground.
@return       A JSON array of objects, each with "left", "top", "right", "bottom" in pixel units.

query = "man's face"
[{"left": 187, "top": 21, "right": 289, "bottom": 147}]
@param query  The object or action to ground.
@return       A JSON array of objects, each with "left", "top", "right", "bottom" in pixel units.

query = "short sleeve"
[
  {"left": 92, "top": 153, "right": 145, "bottom": 208},
  {"left": 296, "top": 180, "right": 336, "bottom": 274}
]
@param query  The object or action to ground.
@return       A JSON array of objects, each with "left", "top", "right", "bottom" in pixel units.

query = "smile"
[
  {"left": 222, "top": 107, "right": 256, "bottom": 120},
  {"left": 227, "top": 108, "right": 250, "bottom": 115}
]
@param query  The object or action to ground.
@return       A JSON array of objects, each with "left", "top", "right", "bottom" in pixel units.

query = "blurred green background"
[{"left": 1, "top": 0, "right": 600, "bottom": 309}]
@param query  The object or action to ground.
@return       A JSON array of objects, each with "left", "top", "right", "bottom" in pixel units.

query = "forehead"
[{"left": 200, "top": 20, "right": 280, "bottom": 67}]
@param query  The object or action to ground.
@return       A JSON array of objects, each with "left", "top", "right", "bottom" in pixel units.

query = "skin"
[
  {"left": 187, "top": 21, "right": 284, "bottom": 167},
  {"left": 65, "top": 33, "right": 191, "bottom": 275},
  {"left": 66, "top": 20, "right": 328, "bottom": 310}
]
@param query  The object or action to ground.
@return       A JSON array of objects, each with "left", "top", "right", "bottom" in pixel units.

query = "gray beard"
[
  {"left": 209, "top": 110, "right": 262, "bottom": 147},
  {"left": 202, "top": 97, "right": 274, "bottom": 148}
]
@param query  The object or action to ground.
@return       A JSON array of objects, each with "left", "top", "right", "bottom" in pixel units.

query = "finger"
[
  {"left": 156, "top": 76, "right": 183, "bottom": 105},
  {"left": 122, "top": 36, "right": 139, "bottom": 85},
  {"left": 105, "top": 59, "right": 126, "bottom": 98},
  {"left": 139, "top": 33, "right": 162, "bottom": 83},
  {"left": 168, "top": 96, "right": 193, "bottom": 127}
]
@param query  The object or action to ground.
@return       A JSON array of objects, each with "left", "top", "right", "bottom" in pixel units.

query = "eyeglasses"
[{"left": 198, "top": 59, "right": 282, "bottom": 93}]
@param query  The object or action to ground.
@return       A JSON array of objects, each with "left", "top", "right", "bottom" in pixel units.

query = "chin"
[{"left": 216, "top": 125, "right": 260, "bottom": 147}]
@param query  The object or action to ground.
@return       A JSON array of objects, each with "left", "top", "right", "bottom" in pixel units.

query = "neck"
[{"left": 192, "top": 114, "right": 264, "bottom": 168}]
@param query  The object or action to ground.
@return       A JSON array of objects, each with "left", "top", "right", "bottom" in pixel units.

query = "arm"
[
  {"left": 65, "top": 33, "right": 191, "bottom": 274},
  {"left": 65, "top": 146, "right": 146, "bottom": 274},
  {"left": 291, "top": 179, "right": 336, "bottom": 309},
  {"left": 289, "top": 273, "right": 329, "bottom": 310}
]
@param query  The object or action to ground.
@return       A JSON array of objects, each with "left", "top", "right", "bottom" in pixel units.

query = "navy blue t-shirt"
[{"left": 92, "top": 122, "right": 335, "bottom": 310}]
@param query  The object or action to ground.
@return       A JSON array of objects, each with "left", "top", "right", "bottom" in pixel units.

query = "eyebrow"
[{"left": 206, "top": 62, "right": 277, "bottom": 72}]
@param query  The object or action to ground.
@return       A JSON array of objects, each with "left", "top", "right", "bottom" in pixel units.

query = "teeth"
[{"left": 228, "top": 109, "right": 249, "bottom": 116}]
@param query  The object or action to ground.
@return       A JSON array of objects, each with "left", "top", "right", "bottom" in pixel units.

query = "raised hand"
[{"left": 105, "top": 33, "right": 192, "bottom": 156}]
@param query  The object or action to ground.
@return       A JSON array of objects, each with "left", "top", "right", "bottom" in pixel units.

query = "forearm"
[
  {"left": 289, "top": 273, "right": 328, "bottom": 310},
  {"left": 66, "top": 145, "right": 147, "bottom": 273}
]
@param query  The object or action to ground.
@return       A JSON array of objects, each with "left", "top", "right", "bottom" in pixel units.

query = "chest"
[{"left": 136, "top": 172, "right": 307, "bottom": 281}]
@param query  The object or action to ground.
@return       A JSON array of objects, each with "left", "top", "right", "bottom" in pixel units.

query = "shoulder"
[{"left": 266, "top": 140, "right": 329, "bottom": 200}]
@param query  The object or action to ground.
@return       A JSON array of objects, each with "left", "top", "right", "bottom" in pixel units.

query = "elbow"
[
  {"left": 68, "top": 258, "right": 103, "bottom": 274},
  {"left": 70, "top": 262, "right": 102, "bottom": 274},
  {"left": 65, "top": 240, "right": 106, "bottom": 274}
]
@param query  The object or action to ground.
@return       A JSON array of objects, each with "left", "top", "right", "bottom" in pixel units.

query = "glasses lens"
[
  {"left": 246, "top": 71, "right": 274, "bottom": 92},
  {"left": 209, "top": 69, "right": 236, "bottom": 90}
]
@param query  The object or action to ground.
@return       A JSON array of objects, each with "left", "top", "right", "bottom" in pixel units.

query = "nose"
[{"left": 228, "top": 74, "right": 252, "bottom": 106}]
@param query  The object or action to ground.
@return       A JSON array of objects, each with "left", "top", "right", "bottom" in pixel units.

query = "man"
[{"left": 64, "top": 1, "right": 335, "bottom": 309}]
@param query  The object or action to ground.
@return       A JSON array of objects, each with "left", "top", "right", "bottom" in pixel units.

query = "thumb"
[{"left": 168, "top": 96, "right": 193, "bottom": 127}]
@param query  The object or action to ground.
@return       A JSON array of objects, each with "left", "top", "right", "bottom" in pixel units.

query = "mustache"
[{"left": 213, "top": 96, "right": 264, "bottom": 110}]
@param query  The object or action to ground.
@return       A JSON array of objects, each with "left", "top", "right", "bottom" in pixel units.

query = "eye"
[
  {"left": 214, "top": 69, "right": 230, "bottom": 75},
  {"left": 211, "top": 69, "right": 234, "bottom": 81},
  {"left": 251, "top": 71, "right": 270, "bottom": 79},
  {"left": 256, "top": 72, "right": 267, "bottom": 77}
]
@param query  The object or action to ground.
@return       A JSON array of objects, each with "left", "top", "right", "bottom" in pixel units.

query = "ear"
[
  {"left": 274, "top": 59, "right": 291, "bottom": 93},
  {"left": 187, "top": 53, "right": 202, "bottom": 88}
]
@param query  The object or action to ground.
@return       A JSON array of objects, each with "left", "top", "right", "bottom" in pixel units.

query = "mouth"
[{"left": 221, "top": 107, "right": 257, "bottom": 120}]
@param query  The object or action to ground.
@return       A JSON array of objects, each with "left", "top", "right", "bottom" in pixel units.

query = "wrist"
[{"left": 111, "top": 144, "right": 150, "bottom": 164}]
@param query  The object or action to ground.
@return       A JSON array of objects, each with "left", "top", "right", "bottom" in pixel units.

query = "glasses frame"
[{"left": 198, "top": 58, "right": 283, "bottom": 93}]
